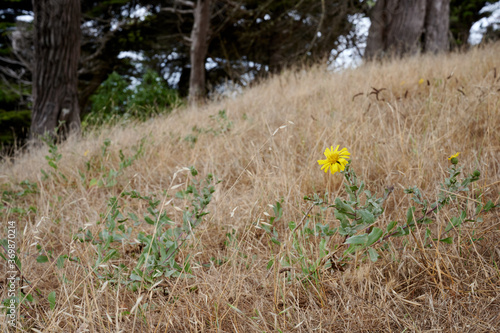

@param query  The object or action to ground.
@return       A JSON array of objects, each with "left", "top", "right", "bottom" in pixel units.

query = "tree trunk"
[
  {"left": 424, "top": 0, "right": 450, "bottom": 53},
  {"left": 364, "top": 0, "right": 390, "bottom": 60},
  {"left": 31, "top": 0, "right": 81, "bottom": 142},
  {"left": 385, "top": 0, "right": 427, "bottom": 57},
  {"left": 188, "top": 0, "right": 211, "bottom": 105},
  {"left": 365, "top": 0, "right": 449, "bottom": 59}
]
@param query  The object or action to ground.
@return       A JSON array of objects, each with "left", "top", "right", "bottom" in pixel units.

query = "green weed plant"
[{"left": 259, "top": 152, "right": 497, "bottom": 284}]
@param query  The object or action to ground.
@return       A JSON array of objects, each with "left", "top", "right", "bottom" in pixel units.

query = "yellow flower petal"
[
  {"left": 331, "top": 164, "right": 339, "bottom": 174},
  {"left": 317, "top": 145, "right": 351, "bottom": 175}
]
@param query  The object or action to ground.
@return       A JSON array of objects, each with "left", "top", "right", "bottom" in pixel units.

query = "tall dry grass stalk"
[{"left": 1, "top": 43, "right": 500, "bottom": 332}]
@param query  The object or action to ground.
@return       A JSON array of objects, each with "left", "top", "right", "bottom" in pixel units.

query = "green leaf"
[
  {"left": 48, "top": 161, "right": 58, "bottom": 170},
  {"left": 319, "top": 238, "right": 328, "bottom": 257},
  {"left": 266, "top": 258, "right": 274, "bottom": 270},
  {"left": 366, "top": 227, "right": 383, "bottom": 246},
  {"left": 406, "top": 207, "right": 415, "bottom": 225},
  {"left": 56, "top": 255, "right": 66, "bottom": 269},
  {"left": 439, "top": 237, "right": 453, "bottom": 244},
  {"left": 475, "top": 203, "right": 483, "bottom": 215},
  {"left": 358, "top": 209, "right": 375, "bottom": 225},
  {"left": 36, "top": 255, "right": 49, "bottom": 263},
  {"left": 424, "top": 227, "right": 432, "bottom": 245},
  {"left": 144, "top": 216, "right": 155, "bottom": 225},
  {"left": 271, "top": 238, "right": 281, "bottom": 245},
  {"left": 129, "top": 273, "right": 142, "bottom": 281},
  {"left": 25, "top": 293, "right": 34, "bottom": 302},
  {"left": 345, "top": 234, "right": 368, "bottom": 245},
  {"left": 483, "top": 200, "right": 495, "bottom": 212},
  {"left": 101, "top": 249, "right": 118, "bottom": 264},
  {"left": 227, "top": 303, "right": 244, "bottom": 315},
  {"left": 387, "top": 221, "right": 397, "bottom": 232},
  {"left": 445, "top": 211, "right": 466, "bottom": 232},
  {"left": 260, "top": 223, "right": 271, "bottom": 234},
  {"left": 48, "top": 291, "right": 56, "bottom": 310},
  {"left": 335, "top": 198, "right": 355, "bottom": 216},
  {"left": 273, "top": 201, "right": 283, "bottom": 220},
  {"left": 335, "top": 211, "right": 350, "bottom": 230},
  {"left": 288, "top": 220, "right": 296, "bottom": 231},
  {"left": 357, "top": 181, "right": 365, "bottom": 196},
  {"left": 128, "top": 212, "right": 139, "bottom": 222},
  {"left": 392, "top": 226, "right": 409, "bottom": 237},
  {"left": 420, "top": 217, "right": 433, "bottom": 224},
  {"left": 367, "top": 248, "right": 379, "bottom": 262}
]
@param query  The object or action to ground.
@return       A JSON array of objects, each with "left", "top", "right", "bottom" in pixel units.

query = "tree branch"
[
  {"left": 161, "top": 0, "right": 195, "bottom": 15},
  {"left": 0, "top": 56, "right": 25, "bottom": 67},
  {"left": 174, "top": 0, "right": 195, "bottom": 7},
  {"left": 161, "top": 7, "right": 194, "bottom": 15},
  {"left": 0, "top": 66, "right": 27, "bottom": 82}
]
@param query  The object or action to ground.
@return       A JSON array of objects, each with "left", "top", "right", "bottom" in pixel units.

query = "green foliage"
[
  {"left": 47, "top": 291, "right": 56, "bottom": 311},
  {"left": 84, "top": 70, "right": 180, "bottom": 127},
  {"left": 258, "top": 200, "right": 283, "bottom": 246},
  {"left": 208, "top": 110, "right": 233, "bottom": 134},
  {"left": 393, "top": 160, "right": 486, "bottom": 247},
  {"left": 260, "top": 156, "right": 497, "bottom": 284},
  {"left": 335, "top": 161, "right": 489, "bottom": 258},
  {"left": 84, "top": 137, "right": 146, "bottom": 188},
  {"left": 0, "top": 11, "right": 32, "bottom": 148},
  {"left": 0, "top": 179, "right": 37, "bottom": 220},
  {"left": 0, "top": 85, "right": 22, "bottom": 106},
  {"left": 87, "top": 71, "right": 130, "bottom": 122},
  {"left": 40, "top": 138, "right": 66, "bottom": 181},
  {"left": 129, "top": 70, "right": 179, "bottom": 111},
  {"left": 183, "top": 109, "right": 233, "bottom": 146},
  {"left": 127, "top": 169, "right": 217, "bottom": 289},
  {"left": 12, "top": 137, "right": 217, "bottom": 303},
  {"left": 72, "top": 165, "right": 218, "bottom": 291},
  {"left": 450, "top": 0, "right": 491, "bottom": 47},
  {"left": 0, "top": 109, "right": 31, "bottom": 146}
]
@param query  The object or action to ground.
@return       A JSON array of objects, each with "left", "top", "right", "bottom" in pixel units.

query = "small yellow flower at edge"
[
  {"left": 317, "top": 145, "right": 350, "bottom": 175},
  {"left": 448, "top": 152, "right": 460, "bottom": 160},
  {"left": 418, "top": 78, "right": 425, "bottom": 85}
]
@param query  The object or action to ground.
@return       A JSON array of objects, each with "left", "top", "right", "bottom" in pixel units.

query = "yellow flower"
[
  {"left": 418, "top": 78, "right": 424, "bottom": 85},
  {"left": 84, "top": 150, "right": 89, "bottom": 157},
  {"left": 448, "top": 152, "right": 460, "bottom": 160},
  {"left": 318, "top": 145, "right": 350, "bottom": 174}
]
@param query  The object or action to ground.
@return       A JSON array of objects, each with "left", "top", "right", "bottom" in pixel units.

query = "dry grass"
[{"left": 1, "top": 42, "right": 500, "bottom": 332}]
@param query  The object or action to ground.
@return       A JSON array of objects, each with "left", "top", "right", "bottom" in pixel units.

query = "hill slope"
[{"left": 1, "top": 43, "right": 500, "bottom": 332}]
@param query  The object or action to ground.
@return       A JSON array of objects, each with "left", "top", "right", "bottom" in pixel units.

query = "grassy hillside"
[{"left": 1, "top": 43, "right": 499, "bottom": 332}]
